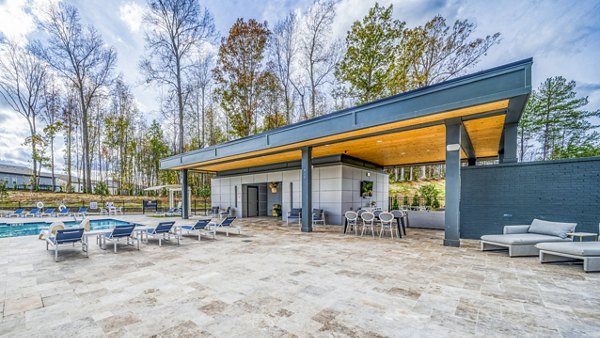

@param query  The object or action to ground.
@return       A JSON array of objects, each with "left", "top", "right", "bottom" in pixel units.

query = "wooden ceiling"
[{"left": 191, "top": 100, "right": 509, "bottom": 172}]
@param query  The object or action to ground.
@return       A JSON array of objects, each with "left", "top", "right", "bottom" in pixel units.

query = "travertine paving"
[{"left": 1, "top": 216, "right": 600, "bottom": 337}]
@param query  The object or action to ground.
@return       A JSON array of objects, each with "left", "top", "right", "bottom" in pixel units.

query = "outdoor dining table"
[{"left": 343, "top": 212, "right": 406, "bottom": 238}]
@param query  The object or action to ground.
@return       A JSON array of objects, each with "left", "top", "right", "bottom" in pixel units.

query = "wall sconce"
[
  {"left": 366, "top": 172, "right": 371, "bottom": 177},
  {"left": 446, "top": 144, "right": 460, "bottom": 152}
]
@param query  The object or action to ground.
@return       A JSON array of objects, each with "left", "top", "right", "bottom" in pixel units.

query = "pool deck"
[{"left": 1, "top": 215, "right": 599, "bottom": 337}]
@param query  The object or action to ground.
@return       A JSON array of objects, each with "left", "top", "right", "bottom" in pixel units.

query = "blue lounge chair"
[
  {"left": 286, "top": 208, "right": 301, "bottom": 225},
  {"left": 180, "top": 219, "right": 215, "bottom": 240},
  {"left": 41, "top": 208, "right": 56, "bottom": 217},
  {"left": 75, "top": 207, "right": 87, "bottom": 217},
  {"left": 26, "top": 208, "right": 40, "bottom": 217},
  {"left": 144, "top": 221, "right": 179, "bottom": 246},
  {"left": 209, "top": 216, "right": 239, "bottom": 236},
  {"left": 7, "top": 208, "right": 25, "bottom": 217},
  {"left": 101, "top": 224, "right": 139, "bottom": 253},
  {"left": 57, "top": 207, "right": 71, "bottom": 217},
  {"left": 46, "top": 228, "right": 87, "bottom": 261}
]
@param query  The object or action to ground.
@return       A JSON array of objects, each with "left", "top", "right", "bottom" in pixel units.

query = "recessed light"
[
  {"left": 401, "top": 152, "right": 406, "bottom": 155},
  {"left": 324, "top": 144, "right": 330, "bottom": 147},
  {"left": 376, "top": 140, "right": 383, "bottom": 143}
]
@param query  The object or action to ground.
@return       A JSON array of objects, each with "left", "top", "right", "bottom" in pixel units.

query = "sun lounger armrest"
[{"left": 503, "top": 225, "right": 530, "bottom": 234}]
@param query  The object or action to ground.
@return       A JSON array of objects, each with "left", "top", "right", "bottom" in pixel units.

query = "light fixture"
[
  {"left": 446, "top": 144, "right": 460, "bottom": 152},
  {"left": 401, "top": 152, "right": 406, "bottom": 155},
  {"left": 376, "top": 140, "right": 383, "bottom": 143},
  {"left": 366, "top": 172, "right": 371, "bottom": 177},
  {"left": 324, "top": 144, "right": 330, "bottom": 147}
]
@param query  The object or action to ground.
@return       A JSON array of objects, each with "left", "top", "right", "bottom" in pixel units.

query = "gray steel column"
[
  {"left": 301, "top": 146, "right": 312, "bottom": 232},
  {"left": 181, "top": 169, "right": 189, "bottom": 219},
  {"left": 444, "top": 121, "right": 461, "bottom": 247},
  {"left": 502, "top": 123, "right": 518, "bottom": 163}
]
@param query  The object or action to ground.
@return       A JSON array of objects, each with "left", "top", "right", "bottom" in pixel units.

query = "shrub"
[
  {"left": 402, "top": 195, "right": 409, "bottom": 206},
  {"left": 419, "top": 184, "right": 441, "bottom": 209},
  {"left": 391, "top": 196, "right": 399, "bottom": 210},
  {"left": 0, "top": 181, "right": 8, "bottom": 201},
  {"left": 411, "top": 194, "right": 420, "bottom": 207},
  {"left": 94, "top": 181, "right": 110, "bottom": 197}
]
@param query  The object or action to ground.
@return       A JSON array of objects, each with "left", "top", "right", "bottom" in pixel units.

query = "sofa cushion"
[
  {"left": 481, "top": 233, "right": 571, "bottom": 246},
  {"left": 527, "top": 219, "right": 576, "bottom": 239},
  {"left": 536, "top": 242, "right": 600, "bottom": 256}
]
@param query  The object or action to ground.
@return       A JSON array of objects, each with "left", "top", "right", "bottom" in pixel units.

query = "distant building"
[{"left": 0, "top": 164, "right": 117, "bottom": 193}]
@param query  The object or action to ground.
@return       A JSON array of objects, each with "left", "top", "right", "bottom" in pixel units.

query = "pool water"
[{"left": 0, "top": 219, "right": 134, "bottom": 238}]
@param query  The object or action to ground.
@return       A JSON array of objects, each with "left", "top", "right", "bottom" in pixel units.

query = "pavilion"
[{"left": 160, "top": 58, "right": 532, "bottom": 246}]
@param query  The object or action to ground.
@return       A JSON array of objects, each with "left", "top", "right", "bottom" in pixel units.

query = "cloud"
[
  {"left": 119, "top": 1, "right": 146, "bottom": 33},
  {"left": 0, "top": 0, "right": 36, "bottom": 42}
]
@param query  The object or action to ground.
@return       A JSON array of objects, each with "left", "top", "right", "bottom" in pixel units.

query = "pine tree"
[
  {"left": 336, "top": 3, "right": 404, "bottom": 103},
  {"left": 530, "top": 77, "right": 599, "bottom": 160}
]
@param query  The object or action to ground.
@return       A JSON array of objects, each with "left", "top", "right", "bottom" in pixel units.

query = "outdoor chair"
[
  {"left": 344, "top": 211, "right": 359, "bottom": 235},
  {"left": 41, "top": 208, "right": 56, "bottom": 217},
  {"left": 46, "top": 228, "right": 87, "bottom": 262},
  {"left": 378, "top": 212, "right": 396, "bottom": 239},
  {"left": 287, "top": 208, "right": 302, "bottom": 225},
  {"left": 480, "top": 219, "right": 576, "bottom": 257},
  {"left": 165, "top": 207, "right": 181, "bottom": 216},
  {"left": 144, "top": 221, "right": 179, "bottom": 246},
  {"left": 210, "top": 216, "right": 240, "bottom": 236},
  {"left": 536, "top": 241, "right": 600, "bottom": 272},
  {"left": 210, "top": 206, "right": 220, "bottom": 218},
  {"left": 26, "top": 208, "right": 40, "bottom": 217},
  {"left": 7, "top": 208, "right": 25, "bottom": 217},
  {"left": 360, "top": 212, "right": 376, "bottom": 238},
  {"left": 180, "top": 219, "right": 215, "bottom": 241},
  {"left": 101, "top": 224, "right": 139, "bottom": 253},
  {"left": 75, "top": 207, "right": 87, "bottom": 217},
  {"left": 219, "top": 206, "right": 231, "bottom": 218},
  {"left": 312, "top": 209, "right": 326, "bottom": 226},
  {"left": 357, "top": 209, "right": 368, "bottom": 225},
  {"left": 57, "top": 207, "right": 70, "bottom": 217}
]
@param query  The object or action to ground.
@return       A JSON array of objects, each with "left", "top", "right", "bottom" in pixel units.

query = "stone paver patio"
[{"left": 1, "top": 216, "right": 600, "bottom": 337}]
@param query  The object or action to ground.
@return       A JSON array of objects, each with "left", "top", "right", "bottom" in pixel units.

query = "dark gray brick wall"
[{"left": 460, "top": 156, "right": 600, "bottom": 239}]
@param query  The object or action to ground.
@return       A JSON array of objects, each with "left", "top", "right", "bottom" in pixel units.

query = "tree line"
[{"left": 0, "top": 1, "right": 597, "bottom": 195}]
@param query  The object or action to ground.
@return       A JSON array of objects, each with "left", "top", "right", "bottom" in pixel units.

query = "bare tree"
[
  {"left": 190, "top": 53, "right": 214, "bottom": 147},
  {"left": 271, "top": 13, "right": 297, "bottom": 124},
  {"left": 41, "top": 77, "right": 62, "bottom": 192},
  {"left": 34, "top": 2, "right": 117, "bottom": 192},
  {"left": 403, "top": 16, "right": 501, "bottom": 88},
  {"left": 0, "top": 40, "right": 48, "bottom": 189},
  {"left": 140, "top": 0, "right": 216, "bottom": 154},
  {"left": 296, "top": 0, "right": 340, "bottom": 119}
]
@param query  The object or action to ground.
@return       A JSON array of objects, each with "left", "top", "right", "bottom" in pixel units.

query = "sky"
[{"left": 0, "top": 0, "right": 599, "bottom": 170}]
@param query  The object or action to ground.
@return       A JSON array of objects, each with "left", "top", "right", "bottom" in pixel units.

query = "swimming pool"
[{"left": 0, "top": 219, "right": 135, "bottom": 238}]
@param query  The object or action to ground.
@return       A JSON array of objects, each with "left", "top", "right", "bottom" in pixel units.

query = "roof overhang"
[{"left": 161, "top": 58, "right": 532, "bottom": 173}]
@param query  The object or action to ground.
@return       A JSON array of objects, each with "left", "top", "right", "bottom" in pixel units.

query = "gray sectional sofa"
[
  {"left": 536, "top": 242, "right": 600, "bottom": 272},
  {"left": 480, "top": 219, "right": 576, "bottom": 257}
]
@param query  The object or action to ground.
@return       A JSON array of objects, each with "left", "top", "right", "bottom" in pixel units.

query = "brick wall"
[{"left": 460, "top": 156, "right": 600, "bottom": 239}]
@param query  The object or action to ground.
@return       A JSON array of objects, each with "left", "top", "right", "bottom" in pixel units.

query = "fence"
[{"left": 0, "top": 199, "right": 212, "bottom": 216}]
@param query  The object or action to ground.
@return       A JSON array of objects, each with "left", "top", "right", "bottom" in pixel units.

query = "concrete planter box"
[{"left": 406, "top": 210, "right": 444, "bottom": 230}]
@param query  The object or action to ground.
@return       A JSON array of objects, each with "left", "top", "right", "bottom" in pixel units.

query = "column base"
[
  {"left": 301, "top": 225, "right": 312, "bottom": 233},
  {"left": 443, "top": 239, "right": 461, "bottom": 247}
]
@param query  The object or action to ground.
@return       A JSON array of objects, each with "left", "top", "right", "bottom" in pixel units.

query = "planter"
[{"left": 406, "top": 210, "right": 445, "bottom": 230}]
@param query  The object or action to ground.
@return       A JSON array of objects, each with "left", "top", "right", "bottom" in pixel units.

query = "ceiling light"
[
  {"left": 376, "top": 140, "right": 383, "bottom": 143},
  {"left": 401, "top": 152, "right": 406, "bottom": 155}
]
